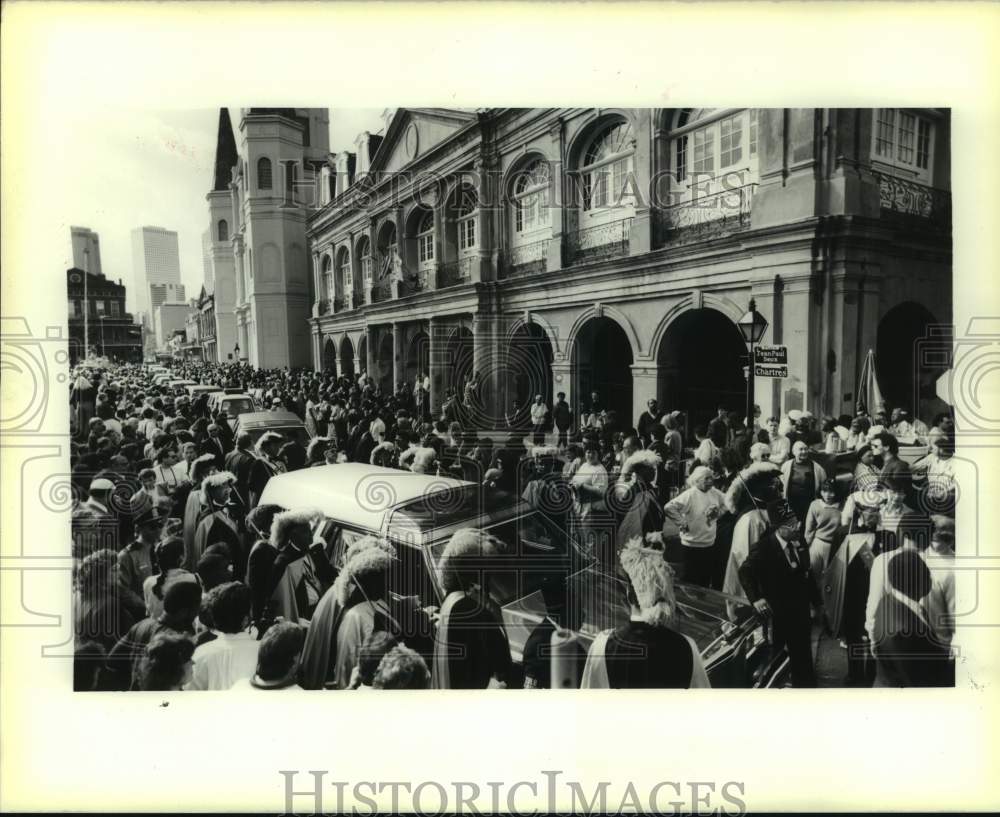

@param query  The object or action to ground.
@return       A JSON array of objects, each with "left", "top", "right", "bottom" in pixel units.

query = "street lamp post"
[{"left": 736, "top": 298, "right": 769, "bottom": 433}]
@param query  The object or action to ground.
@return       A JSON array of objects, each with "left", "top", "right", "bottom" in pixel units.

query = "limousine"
[{"left": 258, "top": 464, "right": 789, "bottom": 688}]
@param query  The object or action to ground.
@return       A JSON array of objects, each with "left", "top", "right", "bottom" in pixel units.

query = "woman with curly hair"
[
  {"left": 431, "top": 529, "right": 512, "bottom": 690},
  {"left": 74, "top": 548, "right": 142, "bottom": 651},
  {"left": 136, "top": 631, "right": 195, "bottom": 691},
  {"left": 373, "top": 644, "right": 431, "bottom": 690},
  {"left": 581, "top": 538, "right": 710, "bottom": 688}
]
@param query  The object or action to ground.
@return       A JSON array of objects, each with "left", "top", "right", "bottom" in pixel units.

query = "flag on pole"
[{"left": 856, "top": 349, "right": 884, "bottom": 416}]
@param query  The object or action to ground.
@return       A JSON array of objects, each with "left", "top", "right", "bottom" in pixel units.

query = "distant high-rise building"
[
  {"left": 147, "top": 282, "right": 186, "bottom": 335},
  {"left": 131, "top": 226, "right": 181, "bottom": 322},
  {"left": 70, "top": 227, "right": 103, "bottom": 276}
]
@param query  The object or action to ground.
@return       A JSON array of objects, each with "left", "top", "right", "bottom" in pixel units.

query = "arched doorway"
[
  {"left": 322, "top": 338, "right": 337, "bottom": 375},
  {"left": 507, "top": 322, "right": 554, "bottom": 411},
  {"left": 405, "top": 330, "right": 430, "bottom": 388},
  {"left": 377, "top": 332, "right": 394, "bottom": 394},
  {"left": 656, "top": 308, "right": 747, "bottom": 432},
  {"left": 573, "top": 316, "right": 634, "bottom": 425},
  {"left": 446, "top": 326, "right": 475, "bottom": 401},
  {"left": 876, "top": 301, "right": 945, "bottom": 416},
  {"left": 340, "top": 335, "right": 355, "bottom": 379}
]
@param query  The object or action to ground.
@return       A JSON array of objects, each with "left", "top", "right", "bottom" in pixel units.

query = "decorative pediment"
[{"left": 367, "top": 108, "right": 477, "bottom": 176}]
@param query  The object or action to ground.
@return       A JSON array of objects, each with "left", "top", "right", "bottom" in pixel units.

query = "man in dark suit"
[
  {"left": 871, "top": 549, "right": 953, "bottom": 687},
  {"left": 739, "top": 500, "right": 820, "bottom": 687},
  {"left": 199, "top": 423, "right": 229, "bottom": 471},
  {"left": 225, "top": 433, "right": 257, "bottom": 508}
]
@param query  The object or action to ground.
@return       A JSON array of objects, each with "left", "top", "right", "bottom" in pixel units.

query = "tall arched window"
[
  {"left": 217, "top": 219, "right": 228, "bottom": 242},
  {"left": 321, "top": 254, "right": 333, "bottom": 301},
  {"left": 357, "top": 235, "right": 372, "bottom": 283},
  {"left": 337, "top": 248, "right": 350, "bottom": 301},
  {"left": 257, "top": 157, "right": 272, "bottom": 190},
  {"left": 579, "top": 120, "right": 635, "bottom": 214},
  {"left": 512, "top": 160, "right": 551, "bottom": 243},
  {"left": 669, "top": 109, "right": 759, "bottom": 196},
  {"left": 456, "top": 187, "right": 478, "bottom": 255},
  {"left": 416, "top": 210, "right": 434, "bottom": 270}
]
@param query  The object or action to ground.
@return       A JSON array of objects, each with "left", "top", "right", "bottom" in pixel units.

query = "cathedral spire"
[{"left": 212, "top": 108, "right": 238, "bottom": 191}]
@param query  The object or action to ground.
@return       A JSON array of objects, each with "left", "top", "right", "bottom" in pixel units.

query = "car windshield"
[
  {"left": 388, "top": 485, "right": 514, "bottom": 533},
  {"left": 246, "top": 425, "right": 310, "bottom": 449},
  {"left": 223, "top": 398, "right": 254, "bottom": 415}
]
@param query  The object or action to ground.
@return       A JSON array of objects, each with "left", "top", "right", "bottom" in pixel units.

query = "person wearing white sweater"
[{"left": 664, "top": 466, "right": 728, "bottom": 587}]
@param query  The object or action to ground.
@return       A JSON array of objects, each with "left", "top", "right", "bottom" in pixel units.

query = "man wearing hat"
[
  {"left": 119, "top": 506, "right": 166, "bottom": 606},
  {"left": 738, "top": 499, "right": 820, "bottom": 687},
  {"left": 80, "top": 477, "right": 116, "bottom": 520},
  {"left": 581, "top": 538, "right": 711, "bottom": 688}
]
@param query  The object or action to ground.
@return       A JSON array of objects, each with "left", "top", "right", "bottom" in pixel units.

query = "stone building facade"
[{"left": 306, "top": 108, "right": 952, "bottom": 429}]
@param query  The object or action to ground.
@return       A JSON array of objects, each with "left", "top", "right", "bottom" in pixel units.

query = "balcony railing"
[
  {"left": 400, "top": 273, "right": 428, "bottom": 298},
  {"left": 372, "top": 279, "right": 393, "bottom": 303},
  {"left": 657, "top": 183, "right": 757, "bottom": 247},
  {"left": 564, "top": 216, "right": 633, "bottom": 266},
  {"left": 871, "top": 170, "right": 951, "bottom": 234},
  {"left": 500, "top": 239, "right": 549, "bottom": 278},
  {"left": 438, "top": 256, "right": 474, "bottom": 288}
]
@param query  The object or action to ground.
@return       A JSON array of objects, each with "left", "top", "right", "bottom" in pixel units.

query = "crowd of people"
[{"left": 70, "top": 355, "right": 958, "bottom": 691}]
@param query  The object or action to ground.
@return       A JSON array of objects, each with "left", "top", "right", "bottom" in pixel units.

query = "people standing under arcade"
[
  {"left": 530, "top": 394, "right": 549, "bottom": 446},
  {"left": 553, "top": 391, "right": 572, "bottom": 450}
]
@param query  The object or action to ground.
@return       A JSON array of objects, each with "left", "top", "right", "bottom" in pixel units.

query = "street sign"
[
  {"left": 755, "top": 363, "right": 788, "bottom": 378},
  {"left": 754, "top": 345, "right": 787, "bottom": 365}
]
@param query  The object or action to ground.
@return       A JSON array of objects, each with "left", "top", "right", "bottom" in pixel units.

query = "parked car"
[
  {"left": 186, "top": 384, "right": 223, "bottom": 400},
  {"left": 168, "top": 379, "right": 197, "bottom": 395},
  {"left": 208, "top": 391, "right": 260, "bottom": 421},
  {"left": 258, "top": 464, "right": 789, "bottom": 688},
  {"left": 232, "top": 410, "right": 311, "bottom": 449}
]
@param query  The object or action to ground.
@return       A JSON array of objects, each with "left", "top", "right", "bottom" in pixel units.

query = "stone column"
[
  {"left": 365, "top": 326, "right": 377, "bottom": 377},
  {"left": 628, "top": 109, "right": 652, "bottom": 255},
  {"left": 547, "top": 119, "right": 565, "bottom": 272},
  {"left": 752, "top": 108, "right": 822, "bottom": 230},
  {"left": 472, "top": 313, "right": 500, "bottom": 427},
  {"left": 392, "top": 322, "right": 404, "bottom": 393},
  {"left": 551, "top": 359, "right": 573, "bottom": 428},
  {"left": 630, "top": 362, "right": 660, "bottom": 432},
  {"left": 428, "top": 317, "right": 445, "bottom": 416},
  {"left": 311, "top": 328, "right": 322, "bottom": 372}
]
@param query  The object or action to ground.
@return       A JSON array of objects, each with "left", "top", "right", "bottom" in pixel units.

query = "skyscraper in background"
[
  {"left": 70, "top": 226, "right": 103, "bottom": 276},
  {"left": 130, "top": 225, "right": 181, "bottom": 325}
]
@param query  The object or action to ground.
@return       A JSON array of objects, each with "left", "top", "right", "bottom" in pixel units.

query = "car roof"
[
  {"left": 234, "top": 410, "right": 305, "bottom": 428},
  {"left": 259, "top": 463, "right": 476, "bottom": 533}
]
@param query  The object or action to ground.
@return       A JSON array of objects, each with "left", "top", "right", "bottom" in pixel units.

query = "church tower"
[
  {"left": 204, "top": 108, "right": 239, "bottom": 361},
  {"left": 229, "top": 108, "right": 329, "bottom": 368}
]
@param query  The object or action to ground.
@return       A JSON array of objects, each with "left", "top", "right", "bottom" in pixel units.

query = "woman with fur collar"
[
  {"left": 299, "top": 536, "right": 400, "bottom": 689},
  {"left": 614, "top": 450, "right": 666, "bottom": 560},
  {"left": 192, "top": 471, "right": 245, "bottom": 578},
  {"left": 581, "top": 538, "right": 711, "bottom": 688}
]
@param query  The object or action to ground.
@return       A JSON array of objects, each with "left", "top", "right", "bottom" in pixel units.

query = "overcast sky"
[{"left": 58, "top": 107, "right": 384, "bottom": 313}]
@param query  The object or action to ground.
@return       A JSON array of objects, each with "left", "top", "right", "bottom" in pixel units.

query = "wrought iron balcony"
[
  {"left": 400, "top": 273, "right": 428, "bottom": 298},
  {"left": 500, "top": 239, "right": 549, "bottom": 279},
  {"left": 372, "top": 279, "right": 393, "bottom": 303},
  {"left": 870, "top": 170, "right": 951, "bottom": 234},
  {"left": 438, "top": 256, "right": 474, "bottom": 288},
  {"left": 564, "top": 216, "right": 633, "bottom": 266},
  {"left": 657, "top": 183, "right": 757, "bottom": 247}
]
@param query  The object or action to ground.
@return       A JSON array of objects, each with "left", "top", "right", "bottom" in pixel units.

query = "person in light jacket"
[{"left": 780, "top": 441, "right": 827, "bottom": 525}]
